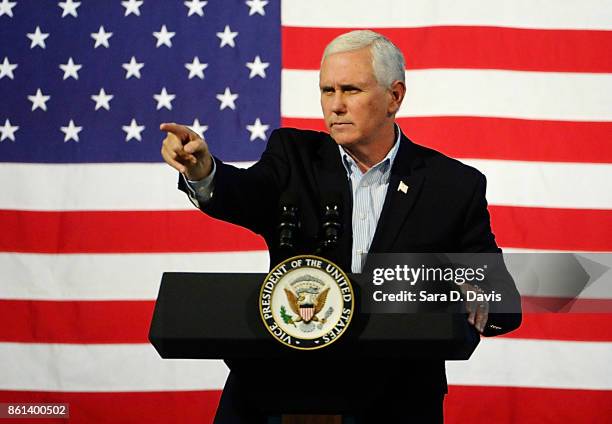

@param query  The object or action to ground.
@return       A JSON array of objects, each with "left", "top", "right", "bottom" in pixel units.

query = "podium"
[{"left": 149, "top": 272, "right": 480, "bottom": 422}]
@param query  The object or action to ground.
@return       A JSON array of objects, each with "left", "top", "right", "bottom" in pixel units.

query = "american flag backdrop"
[{"left": 1, "top": 0, "right": 611, "bottom": 422}]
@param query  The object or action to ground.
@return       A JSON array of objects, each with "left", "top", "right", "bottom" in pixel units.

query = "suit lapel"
[
  {"left": 369, "top": 135, "right": 425, "bottom": 254},
  {"left": 312, "top": 134, "right": 352, "bottom": 209}
]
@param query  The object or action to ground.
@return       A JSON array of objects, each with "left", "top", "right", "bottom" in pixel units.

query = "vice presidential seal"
[{"left": 259, "top": 255, "right": 354, "bottom": 350}]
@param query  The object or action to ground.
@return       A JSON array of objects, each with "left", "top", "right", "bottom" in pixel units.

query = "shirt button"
[
  {"left": 356, "top": 249, "right": 363, "bottom": 255},
  {"left": 359, "top": 213, "right": 366, "bottom": 220}
]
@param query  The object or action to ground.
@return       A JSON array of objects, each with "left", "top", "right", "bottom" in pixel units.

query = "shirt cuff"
[{"left": 181, "top": 157, "right": 216, "bottom": 206}]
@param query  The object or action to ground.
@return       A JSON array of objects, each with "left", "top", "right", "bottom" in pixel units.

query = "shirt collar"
[{"left": 338, "top": 123, "right": 402, "bottom": 177}]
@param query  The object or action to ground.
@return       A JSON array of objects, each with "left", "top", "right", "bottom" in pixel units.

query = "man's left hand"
[{"left": 460, "top": 283, "right": 489, "bottom": 334}]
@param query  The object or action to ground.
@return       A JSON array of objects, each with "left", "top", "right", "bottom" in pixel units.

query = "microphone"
[
  {"left": 319, "top": 192, "right": 342, "bottom": 253},
  {"left": 278, "top": 191, "right": 300, "bottom": 251}
]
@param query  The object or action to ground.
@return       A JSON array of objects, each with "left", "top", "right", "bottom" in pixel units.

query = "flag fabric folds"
[{"left": 1, "top": 0, "right": 611, "bottom": 422}]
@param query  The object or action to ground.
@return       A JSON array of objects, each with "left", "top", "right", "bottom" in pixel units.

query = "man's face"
[{"left": 319, "top": 47, "right": 395, "bottom": 148}]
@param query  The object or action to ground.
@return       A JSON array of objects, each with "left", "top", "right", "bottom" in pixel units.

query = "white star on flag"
[
  {"left": 59, "top": 57, "right": 82, "bottom": 80},
  {"left": 27, "top": 26, "right": 49, "bottom": 49},
  {"left": 246, "top": 0, "right": 268, "bottom": 16},
  {"left": 122, "top": 56, "right": 144, "bottom": 79},
  {"left": 122, "top": 119, "right": 145, "bottom": 142},
  {"left": 185, "top": 57, "right": 208, "bottom": 79},
  {"left": 0, "top": 0, "right": 17, "bottom": 17},
  {"left": 0, "top": 57, "right": 17, "bottom": 80},
  {"left": 184, "top": 0, "right": 207, "bottom": 17},
  {"left": 216, "top": 87, "right": 238, "bottom": 110},
  {"left": 121, "top": 0, "right": 143, "bottom": 16},
  {"left": 0, "top": 119, "right": 18, "bottom": 142},
  {"left": 58, "top": 0, "right": 80, "bottom": 18},
  {"left": 246, "top": 55, "right": 269, "bottom": 79},
  {"left": 91, "top": 88, "right": 114, "bottom": 111},
  {"left": 189, "top": 119, "right": 208, "bottom": 139},
  {"left": 28, "top": 88, "right": 51, "bottom": 111},
  {"left": 153, "top": 25, "right": 175, "bottom": 48},
  {"left": 153, "top": 87, "right": 176, "bottom": 110},
  {"left": 216, "top": 25, "right": 238, "bottom": 48},
  {"left": 60, "top": 119, "right": 83, "bottom": 142},
  {"left": 246, "top": 118, "right": 269, "bottom": 141},
  {"left": 91, "top": 26, "right": 113, "bottom": 48}
]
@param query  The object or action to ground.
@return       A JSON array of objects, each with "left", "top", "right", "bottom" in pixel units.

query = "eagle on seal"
[{"left": 284, "top": 287, "right": 330, "bottom": 324}]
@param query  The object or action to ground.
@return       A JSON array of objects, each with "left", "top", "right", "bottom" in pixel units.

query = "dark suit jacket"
[{"left": 178, "top": 127, "right": 521, "bottom": 415}]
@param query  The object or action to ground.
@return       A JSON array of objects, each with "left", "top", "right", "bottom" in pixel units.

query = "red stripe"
[
  {"left": 283, "top": 26, "right": 612, "bottom": 73},
  {"left": 281, "top": 117, "right": 612, "bottom": 163},
  {"left": 502, "top": 313, "right": 612, "bottom": 342},
  {"left": 2, "top": 300, "right": 610, "bottom": 343},
  {"left": 445, "top": 386, "right": 612, "bottom": 423},
  {"left": 489, "top": 206, "right": 612, "bottom": 251},
  {"left": 0, "top": 390, "right": 220, "bottom": 424},
  {"left": 0, "top": 387, "right": 609, "bottom": 423},
  {"left": 0, "top": 210, "right": 266, "bottom": 253},
  {"left": 0, "top": 300, "right": 154, "bottom": 344},
  {"left": 521, "top": 297, "right": 612, "bottom": 314},
  {"left": 1, "top": 206, "right": 610, "bottom": 253}
]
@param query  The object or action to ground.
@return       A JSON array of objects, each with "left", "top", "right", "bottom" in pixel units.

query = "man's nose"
[{"left": 331, "top": 92, "right": 346, "bottom": 114}]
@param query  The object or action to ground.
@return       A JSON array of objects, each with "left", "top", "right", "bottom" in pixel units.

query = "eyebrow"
[{"left": 320, "top": 84, "right": 362, "bottom": 91}]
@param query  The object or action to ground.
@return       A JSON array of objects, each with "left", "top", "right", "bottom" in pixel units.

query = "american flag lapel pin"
[{"left": 398, "top": 181, "right": 409, "bottom": 194}]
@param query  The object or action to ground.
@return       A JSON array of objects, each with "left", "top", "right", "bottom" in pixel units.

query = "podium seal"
[{"left": 259, "top": 255, "right": 354, "bottom": 350}]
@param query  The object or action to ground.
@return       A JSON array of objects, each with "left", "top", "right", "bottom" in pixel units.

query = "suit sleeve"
[
  {"left": 461, "top": 173, "right": 522, "bottom": 337},
  {"left": 177, "top": 129, "right": 291, "bottom": 237}
]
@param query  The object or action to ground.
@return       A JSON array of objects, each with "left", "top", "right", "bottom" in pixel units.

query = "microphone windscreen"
[
  {"left": 320, "top": 191, "right": 342, "bottom": 209},
  {"left": 279, "top": 191, "right": 299, "bottom": 208}
]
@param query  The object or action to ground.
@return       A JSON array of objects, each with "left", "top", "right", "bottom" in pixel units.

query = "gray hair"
[{"left": 321, "top": 30, "right": 406, "bottom": 88}]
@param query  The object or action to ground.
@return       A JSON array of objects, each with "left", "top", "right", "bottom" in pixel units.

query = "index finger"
[{"left": 160, "top": 122, "right": 197, "bottom": 142}]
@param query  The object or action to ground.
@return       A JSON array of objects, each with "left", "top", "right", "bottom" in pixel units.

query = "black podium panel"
[{"left": 149, "top": 272, "right": 480, "bottom": 360}]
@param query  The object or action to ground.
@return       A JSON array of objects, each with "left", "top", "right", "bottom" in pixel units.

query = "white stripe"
[
  {"left": 0, "top": 343, "right": 228, "bottom": 391},
  {"left": 504, "top": 253, "right": 612, "bottom": 299},
  {"left": 0, "top": 252, "right": 269, "bottom": 300},
  {"left": 3, "top": 251, "right": 610, "bottom": 301},
  {"left": 2, "top": 160, "right": 611, "bottom": 211},
  {"left": 447, "top": 338, "right": 612, "bottom": 390},
  {"left": 462, "top": 159, "right": 612, "bottom": 209},
  {"left": 0, "top": 162, "right": 254, "bottom": 211},
  {"left": 2, "top": 251, "right": 610, "bottom": 300},
  {"left": 1, "top": 339, "right": 609, "bottom": 391},
  {"left": 282, "top": 0, "right": 612, "bottom": 30},
  {"left": 282, "top": 69, "right": 612, "bottom": 122}
]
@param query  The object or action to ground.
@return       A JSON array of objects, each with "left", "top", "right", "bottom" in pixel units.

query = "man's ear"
[{"left": 387, "top": 80, "right": 406, "bottom": 116}]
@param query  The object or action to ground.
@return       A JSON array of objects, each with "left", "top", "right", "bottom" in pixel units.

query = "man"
[{"left": 161, "top": 30, "right": 521, "bottom": 423}]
